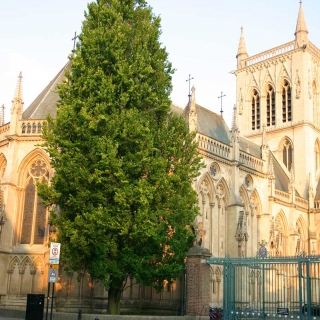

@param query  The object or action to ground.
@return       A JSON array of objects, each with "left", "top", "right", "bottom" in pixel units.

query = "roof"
[
  {"left": 22, "top": 61, "right": 70, "bottom": 119},
  {"left": 190, "top": 104, "right": 231, "bottom": 145},
  {"left": 270, "top": 153, "right": 289, "bottom": 193}
]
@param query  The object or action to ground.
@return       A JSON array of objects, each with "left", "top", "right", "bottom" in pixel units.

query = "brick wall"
[{"left": 186, "top": 245, "right": 211, "bottom": 316}]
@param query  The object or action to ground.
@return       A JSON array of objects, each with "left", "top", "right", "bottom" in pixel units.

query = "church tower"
[{"left": 234, "top": 1, "right": 320, "bottom": 198}]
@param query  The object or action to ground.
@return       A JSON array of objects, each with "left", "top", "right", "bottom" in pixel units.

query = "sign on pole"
[
  {"left": 48, "top": 268, "right": 58, "bottom": 283},
  {"left": 49, "top": 242, "right": 61, "bottom": 264}
]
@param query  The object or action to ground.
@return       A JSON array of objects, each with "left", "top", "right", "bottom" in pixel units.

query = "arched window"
[
  {"left": 282, "top": 80, "right": 292, "bottom": 122},
  {"left": 251, "top": 89, "right": 260, "bottom": 130},
  {"left": 20, "top": 159, "right": 49, "bottom": 245},
  {"left": 266, "top": 84, "right": 275, "bottom": 126},
  {"left": 282, "top": 138, "right": 293, "bottom": 171},
  {"left": 315, "top": 140, "right": 320, "bottom": 172}
]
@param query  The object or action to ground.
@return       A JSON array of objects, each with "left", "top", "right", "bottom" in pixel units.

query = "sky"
[{"left": 0, "top": 0, "right": 319, "bottom": 127}]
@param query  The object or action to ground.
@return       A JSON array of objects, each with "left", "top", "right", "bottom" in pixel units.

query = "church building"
[{"left": 0, "top": 1, "right": 318, "bottom": 314}]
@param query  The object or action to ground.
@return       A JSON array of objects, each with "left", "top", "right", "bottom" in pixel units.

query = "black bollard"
[{"left": 77, "top": 308, "right": 82, "bottom": 320}]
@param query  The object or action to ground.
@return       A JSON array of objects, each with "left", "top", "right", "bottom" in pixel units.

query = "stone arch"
[
  {"left": 278, "top": 77, "right": 292, "bottom": 92},
  {"left": 250, "top": 188, "right": 262, "bottom": 217},
  {"left": 20, "top": 256, "right": 33, "bottom": 294},
  {"left": 7, "top": 256, "right": 21, "bottom": 295},
  {"left": 216, "top": 177, "right": 229, "bottom": 205},
  {"left": 33, "top": 256, "right": 45, "bottom": 293},
  {"left": 198, "top": 172, "right": 215, "bottom": 203},
  {"left": 239, "top": 184, "right": 250, "bottom": 213},
  {"left": 270, "top": 210, "right": 289, "bottom": 256},
  {"left": 278, "top": 136, "right": 293, "bottom": 171},
  {"left": 295, "top": 215, "right": 308, "bottom": 255},
  {"left": 210, "top": 265, "right": 222, "bottom": 305},
  {"left": 17, "top": 148, "right": 51, "bottom": 186},
  {"left": 17, "top": 148, "right": 51, "bottom": 246},
  {"left": 0, "top": 153, "right": 7, "bottom": 180}
]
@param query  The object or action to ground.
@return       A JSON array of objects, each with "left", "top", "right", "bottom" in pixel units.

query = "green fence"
[{"left": 207, "top": 251, "right": 320, "bottom": 320}]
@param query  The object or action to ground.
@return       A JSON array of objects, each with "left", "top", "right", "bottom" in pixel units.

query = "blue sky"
[{"left": 0, "top": 0, "right": 319, "bottom": 127}]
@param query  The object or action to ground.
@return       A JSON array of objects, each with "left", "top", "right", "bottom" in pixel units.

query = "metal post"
[
  {"left": 306, "top": 261, "right": 311, "bottom": 320},
  {"left": 50, "top": 283, "right": 54, "bottom": 320},
  {"left": 45, "top": 282, "right": 50, "bottom": 320}
]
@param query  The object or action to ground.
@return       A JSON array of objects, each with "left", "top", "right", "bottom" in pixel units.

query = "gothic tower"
[{"left": 235, "top": 1, "right": 320, "bottom": 199}]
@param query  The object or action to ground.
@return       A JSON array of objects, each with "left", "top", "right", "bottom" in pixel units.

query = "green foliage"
[{"left": 39, "top": 0, "right": 203, "bottom": 310}]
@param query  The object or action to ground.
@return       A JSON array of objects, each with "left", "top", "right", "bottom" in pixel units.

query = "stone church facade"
[{"left": 0, "top": 1, "right": 319, "bottom": 315}]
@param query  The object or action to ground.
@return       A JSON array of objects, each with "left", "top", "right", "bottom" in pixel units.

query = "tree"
[{"left": 39, "top": 0, "right": 203, "bottom": 314}]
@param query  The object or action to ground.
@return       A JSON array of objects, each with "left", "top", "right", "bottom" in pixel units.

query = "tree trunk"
[{"left": 107, "top": 276, "right": 124, "bottom": 315}]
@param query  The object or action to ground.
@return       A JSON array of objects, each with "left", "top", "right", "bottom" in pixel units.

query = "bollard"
[
  {"left": 77, "top": 308, "right": 82, "bottom": 320},
  {"left": 94, "top": 318, "right": 99, "bottom": 320}
]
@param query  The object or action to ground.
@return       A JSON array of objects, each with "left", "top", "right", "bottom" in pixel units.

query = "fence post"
[{"left": 186, "top": 245, "right": 211, "bottom": 316}]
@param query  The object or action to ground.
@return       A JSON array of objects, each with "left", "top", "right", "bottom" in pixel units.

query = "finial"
[
  {"left": 232, "top": 104, "right": 238, "bottom": 130},
  {"left": 218, "top": 91, "right": 226, "bottom": 117},
  {"left": 72, "top": 31, "right": 78, "bottom": 53},
  {"left": 13, "top": 72, "right": 23, "bottom": 103},
  {"left": 186, "top": 74, "right": 194, "bottom": 102}
]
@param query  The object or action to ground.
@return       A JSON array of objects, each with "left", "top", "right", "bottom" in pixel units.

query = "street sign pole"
[
  {"left": 45, "top": 282, "right": 50, "bottom": 320},
  {"left": 50, "top": 283, "right": 55, "bottom": 320},
  {"left": 47, "top": 242, "right": 61, "bottom": 320}
]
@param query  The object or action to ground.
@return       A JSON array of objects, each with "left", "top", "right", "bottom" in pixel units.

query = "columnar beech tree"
[{"left": 39, "top": 0, "right": 203, "bottom": 314}]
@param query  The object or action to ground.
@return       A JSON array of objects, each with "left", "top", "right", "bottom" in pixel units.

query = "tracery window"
[
  {"left": 266, "top": 84, "right": 275, "bottom": 126},
  {"left": 282, "top": 80, "right": 292, "bottom": 122},
  {"left": 282, "top": 138, "right": 293, "bottom": 171},
  {"left": 251, "top": 89, "right": 260, "bottom": 130},
  {"left": 20, "top": 159, "right": 49, "bottom": 245}
]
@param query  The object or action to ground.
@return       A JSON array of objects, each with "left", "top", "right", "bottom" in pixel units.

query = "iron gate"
[{"left": 207, "top": 252, "right": 320, "bottom": 319}]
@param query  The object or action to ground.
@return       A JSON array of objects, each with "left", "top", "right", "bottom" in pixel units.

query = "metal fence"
[{"left": 207, "top": 251, "right": 320, "bottom": 320}]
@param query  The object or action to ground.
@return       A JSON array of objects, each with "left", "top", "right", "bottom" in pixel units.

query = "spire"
[
  {"left": 268, "top": 157, "right": 275, "bottom": 179},
  {"left": 9, "top": 72, "right": 24, "bottom": 135},
  {"left": 295, "top": 1, "right": 308, "bottom": 46},
  {"left": 232, "top": 104, "right": 239, "bottom": 130},
  {"left": 237, "top": 27, "right": 248, "bottom": 69},
  {"left": 13, "top": 72, "right": 23, "bottom": 104},
  {"left": 188, "top": 86, "right": 197, "bottom": 132}
]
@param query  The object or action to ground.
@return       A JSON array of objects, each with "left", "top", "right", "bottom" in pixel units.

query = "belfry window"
[
  {"left": 266, "top": 85, "right": 275, "bottom": 126},
  {"left": 251, "top": 90, "right": 260, "bottom": 130},
  {"left": 282, "top": 138, "right": 293, "bottom": 171},
  {"left": 20, "top": 159, "right": 49, "bottom": 245},
  {"left": 282, "top": 80, "right": 292, "bottom": 122}
]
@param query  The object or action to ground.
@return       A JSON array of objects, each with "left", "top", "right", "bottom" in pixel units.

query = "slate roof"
[
  {"left": 22, "top": 61, "right": 70, "bottom": 120},
  {"left": 184, "top": 103, "right": 231, "bottom": 145}
]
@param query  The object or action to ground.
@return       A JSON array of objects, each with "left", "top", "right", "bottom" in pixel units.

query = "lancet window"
[
  {"left": 251, "top": 89, "right": 260, "bottom": 130},
  {"left": 20, "top": 159, "right": 49, "bottom": 245},
  {"left": 282, "top": 80, "right": 292, "bottom": 122},
  {"left": 282, "top": 138, "right": 293, "bottom": 171},
  {"left": 266, "top": 85, "right": 275, "bottom": 126}
]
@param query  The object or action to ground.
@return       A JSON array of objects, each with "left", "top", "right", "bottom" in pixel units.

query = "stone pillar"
[{"left": 186, "top": 245, "right": 211, "bottom": 316}]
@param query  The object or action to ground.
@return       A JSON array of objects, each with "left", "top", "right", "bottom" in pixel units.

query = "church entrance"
[{"left": 207, "top": 249, "right": 320, "bottom": 319}]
